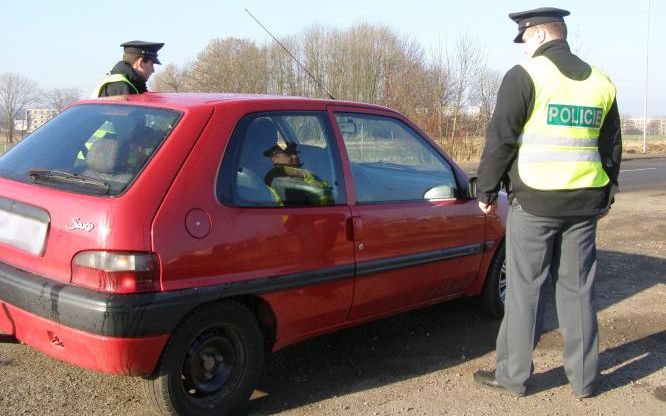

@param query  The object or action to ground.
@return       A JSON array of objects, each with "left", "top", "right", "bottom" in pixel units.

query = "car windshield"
[{"left": 0, "top": 104, "right": 181, "bottom": 196}]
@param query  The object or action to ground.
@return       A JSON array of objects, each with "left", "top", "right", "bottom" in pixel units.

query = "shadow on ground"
[
  {"left": 529, "top": 330, "right": 666, "bottom": 395},
  {"left": 248, "top": 250, "right": 665, "bottom": 414}
]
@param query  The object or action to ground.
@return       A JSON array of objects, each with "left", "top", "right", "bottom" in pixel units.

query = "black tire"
[
  {"left": 143, "top": 301, "right": 264, "bottom": 416},
  {"left": 480, "top": 243, "right": 507, "bottom": 318}
]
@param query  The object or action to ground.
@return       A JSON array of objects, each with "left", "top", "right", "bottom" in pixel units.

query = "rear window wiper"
[{"left": 27, "top": 169, "right": 111, "bottom": 194}]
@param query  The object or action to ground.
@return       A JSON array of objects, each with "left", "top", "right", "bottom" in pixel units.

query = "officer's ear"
[{"left": 130, "top": 56, "right": 144, "bottom": 71}]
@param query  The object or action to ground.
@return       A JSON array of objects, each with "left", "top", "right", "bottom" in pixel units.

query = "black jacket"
[
  {"left": 476, "top": 40, "right": 622, "bottom": 217},
  {"left": 98, "top": 61, "right": 148, "bottom": 97}
]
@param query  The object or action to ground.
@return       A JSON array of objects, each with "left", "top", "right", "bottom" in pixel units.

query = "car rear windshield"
[{"left": 0, "top": 104, "right": 181, "bottom": 196}]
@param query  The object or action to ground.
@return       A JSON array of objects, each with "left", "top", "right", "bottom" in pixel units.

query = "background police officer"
[
  {"left": 473, "top": 7, "right": 622, "bottom": 398},
  {"left": 95, "top": 41, "right": 164, "bottom": 97}
]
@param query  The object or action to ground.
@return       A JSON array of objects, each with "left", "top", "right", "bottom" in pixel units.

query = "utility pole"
[{"left": 643, "top": 0, "right": 651, "bottom": 154}]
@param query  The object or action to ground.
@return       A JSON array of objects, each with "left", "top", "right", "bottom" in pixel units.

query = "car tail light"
[{"left": 71, "top": 251, "right": 160, "bottom": 294}]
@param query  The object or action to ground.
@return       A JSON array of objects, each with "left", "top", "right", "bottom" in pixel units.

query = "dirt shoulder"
[
  {"left": 0, "top": 189, "right": 664, "bottom": 416},
  {"left": 246, "top": 188, "right": 665, "bottom": 415}
]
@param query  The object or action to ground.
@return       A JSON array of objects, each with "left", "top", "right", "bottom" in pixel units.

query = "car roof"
[{"left": 77, "top": 92, "right": 395, "bottom": 113}]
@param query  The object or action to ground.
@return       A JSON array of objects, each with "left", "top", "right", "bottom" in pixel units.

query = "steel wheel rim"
[{"left": 181, "top": 328, "right": 245, "bottom": 402}]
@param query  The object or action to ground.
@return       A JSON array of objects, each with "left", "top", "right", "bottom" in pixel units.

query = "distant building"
[
  {"left": 26, "top": 108, "right": 58, "bottom": 133},
  {"left": 621, "top": 116, "right": 666, "bottom": 135},
  {"left": 655, "top": 117, "right": 666, "bottom": 135}
]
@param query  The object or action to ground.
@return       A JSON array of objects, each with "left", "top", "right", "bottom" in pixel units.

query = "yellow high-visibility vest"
[
  {"left": 92, "top": 74, "right": 139, "bottom": 98},
  {"left": 518, "top": 56, "right": 616, "bottom": 190}
]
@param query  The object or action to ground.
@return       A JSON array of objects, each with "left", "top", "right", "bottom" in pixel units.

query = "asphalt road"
[
  {"left": 618, "top": 157, "right": 666, "bottom": 191},
  {"left": 460, "top": 156, "right": 666, "bottom": 193}
]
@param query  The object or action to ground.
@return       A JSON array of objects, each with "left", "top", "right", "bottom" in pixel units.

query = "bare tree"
[
  {"left": 418, "top": 45, "right": 454, "bottom": 141},
  {"left": 302, "top": 25, "right": 335, "bottom": 98},
  {"left": 266, "top": 34, "right": 305, "bottom": 96},
  {"left": 169, "top": 23, "right": 497, "bottom": 161},
  {"left": 151, "top": 64, "right": 189, "bottom": 92},
  {"left": 43, "top": 87, "right": 81, "bottom": 112},
  {"left": 470, "top": 64, "right": 502, "bottom": 124},
  {"left": 187, "top": 38, "right": 268, "bottom": 93},
  {"left": 448, "top": 32, "right": 484, "bottom": 142},
  {"left": 0, "top": 72, "right": 39, "bottom": 143}
]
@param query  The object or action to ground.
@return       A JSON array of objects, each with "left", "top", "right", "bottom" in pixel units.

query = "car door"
[
  {"left": 329, "top": 106, "right": 486, "bottom": 320},
  {"left": 155, "top": 108, "right": 356, "bottom": 344}
]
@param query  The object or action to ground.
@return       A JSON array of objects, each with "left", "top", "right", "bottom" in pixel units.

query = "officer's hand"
[{"left": 478, "top": 201, "right": 496, "bottom": 215}]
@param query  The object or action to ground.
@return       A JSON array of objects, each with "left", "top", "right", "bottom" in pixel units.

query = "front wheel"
[
  {"left": 479, "top": 244, "right": 507, "bottom": 318},
  {"left": 143, "top": 301, "right": 264, "bottom": 416}
]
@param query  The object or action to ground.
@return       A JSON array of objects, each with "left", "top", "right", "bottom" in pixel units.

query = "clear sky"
[{"left": 1, "top": 0, "right": 663, "bottom": 116}]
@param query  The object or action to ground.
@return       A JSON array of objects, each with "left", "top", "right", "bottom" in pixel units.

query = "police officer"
[
  {"left": 95, "top": 41, "right": 164, "bottom": 97},
  {"left": 473, "top": 7, "right": 622, "bottom": 398},
  {"left": 262, "top": 142, "right": 333, "bottom": 205}
]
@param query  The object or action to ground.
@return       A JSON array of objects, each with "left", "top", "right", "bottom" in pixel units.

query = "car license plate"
[{"left": 0, "top": 209, "right": 48, "bottom": 256}]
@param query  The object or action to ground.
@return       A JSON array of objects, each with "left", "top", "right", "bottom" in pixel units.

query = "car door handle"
[{"left": 346, "top": 216, "right": 364, "bottom": 241}]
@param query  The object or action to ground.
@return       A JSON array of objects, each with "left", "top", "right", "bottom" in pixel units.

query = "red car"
[{"left": 0, "top": 93, "right": 507, "bottom": 416}]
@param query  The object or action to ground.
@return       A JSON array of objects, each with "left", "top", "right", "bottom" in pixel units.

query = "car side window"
[
  {"left": 335, "top": 113, "right": 457, "bottom": 203},
  {"left": 218, "top": 113, "right": 345, "bottom": 207}
]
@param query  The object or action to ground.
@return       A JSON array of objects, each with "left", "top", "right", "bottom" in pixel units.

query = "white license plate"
[{"left": 0, "top": 209, "right": 48, "bottom": 256}]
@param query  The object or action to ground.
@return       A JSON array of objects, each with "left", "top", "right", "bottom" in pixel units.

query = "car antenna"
[{"left": 244, "top": 8, "right": 336, "bottom": 100}]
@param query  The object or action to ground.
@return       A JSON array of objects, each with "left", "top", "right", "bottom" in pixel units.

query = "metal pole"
[{"left": 643, "top": 0, "right": 651, "bottom": 154}]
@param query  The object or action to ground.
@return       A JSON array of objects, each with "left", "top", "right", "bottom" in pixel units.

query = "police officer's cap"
[
  {"left": 509, "top": 7, "right": 570, "bottom": 43},
  {"left": 263, "top": 142, "right": 299, "bottom": 157},
  {"left": 121, "top": 40, "right": 164, "bottom": 64}
]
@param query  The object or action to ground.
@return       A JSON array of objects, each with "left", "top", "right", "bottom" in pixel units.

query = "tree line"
[
  {"left": 152, "top": 23, "right": 502, "bottom": 160},
  {"left": 2, "top": 23, "right": 502, "bottom": 159}
]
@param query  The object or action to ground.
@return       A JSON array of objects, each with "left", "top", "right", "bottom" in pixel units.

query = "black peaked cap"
[
  {"left": 508, "top": 7, "right": 570, "bottom": 43},
  {"left": 121, "top": 40, "right": 164, "bottom": 64}
]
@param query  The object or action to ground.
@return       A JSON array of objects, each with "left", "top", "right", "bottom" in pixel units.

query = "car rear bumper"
[
  {"left": 0, "top": 301, "right": 168, "bottom": 375},
  {"left": 0, "top": 259, "right": 197, "bottom": 375},
  {"left": 0, "top": 260, "right": 201, "bottom": 337}
]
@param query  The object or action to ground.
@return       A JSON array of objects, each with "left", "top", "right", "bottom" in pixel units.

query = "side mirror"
[
  {"left": 424, "top": 184, "right": 455, "bottom": 200},
  {"left": 466, "top": 177, "right": 478, "bottom": 199}
]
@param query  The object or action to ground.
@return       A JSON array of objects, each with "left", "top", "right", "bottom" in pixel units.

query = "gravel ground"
[{"left": 1, "top": 187, "right": 664, "bottom": 416}]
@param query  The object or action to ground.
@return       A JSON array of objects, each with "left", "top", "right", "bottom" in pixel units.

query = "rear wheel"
[
  {"left": 143, "top": 301, "right": 264, "bottom": 416},
  {"left": 480, "top": 244, "right": 507, "bottom": 318}
]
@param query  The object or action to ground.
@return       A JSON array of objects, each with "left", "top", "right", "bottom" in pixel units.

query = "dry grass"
[
  {"left": 432, "top": 136, "right": 484, "bottom": 162},
  {"left": 623, "top": 139, "right": 666, "bottom": 155},
  {"left": 434, "top": 135, "right": 666, "bottom": 163}
]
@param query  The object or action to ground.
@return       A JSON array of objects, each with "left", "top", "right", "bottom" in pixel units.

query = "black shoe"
[{"left": 473, "top": 370, "right": 524, "bottom": 397}]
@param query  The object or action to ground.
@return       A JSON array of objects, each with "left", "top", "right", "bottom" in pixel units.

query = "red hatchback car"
[{"left": 0, "top": 93, "right": 507, "bottom": 416}]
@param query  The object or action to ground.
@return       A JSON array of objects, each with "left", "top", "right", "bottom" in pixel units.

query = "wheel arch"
[{"left": 233, "top": 294, "right": 277, "bottom": 353}]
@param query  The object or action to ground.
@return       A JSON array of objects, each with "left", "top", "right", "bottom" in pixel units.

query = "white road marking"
[{"left": 620, "top": 168, "right": 658, "bottom": 173}]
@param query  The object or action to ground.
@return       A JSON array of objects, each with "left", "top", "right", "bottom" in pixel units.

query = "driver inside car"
[{"left": 263, "top": 142, "right": 333, "bottom": 206}]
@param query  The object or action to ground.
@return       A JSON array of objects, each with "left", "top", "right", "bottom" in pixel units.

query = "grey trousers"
[{"left": 495, "top": 200, "right": 599, "bottom": 396}]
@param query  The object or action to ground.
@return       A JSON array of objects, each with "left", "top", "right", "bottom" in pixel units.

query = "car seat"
[
  {"left": 83, "top": 137, "right": 133, "bottom": 185},
  {"left": 236, "top": 117, "right": 280, "bottom": 205}
]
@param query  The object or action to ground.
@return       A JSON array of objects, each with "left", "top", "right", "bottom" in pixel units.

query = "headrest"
[
  {"left": 86, "top": 138, "right": 129, "bottom": 174},
  {"left": 245, "top": 117, "right": 278, "bottom": 145}
]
